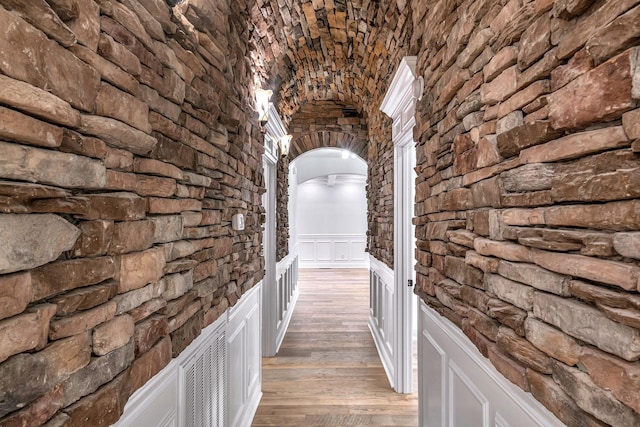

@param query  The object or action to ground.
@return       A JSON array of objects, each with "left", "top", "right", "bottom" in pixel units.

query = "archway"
[{"left": 290, "top": 148, "right": 368, "bottom": 269}]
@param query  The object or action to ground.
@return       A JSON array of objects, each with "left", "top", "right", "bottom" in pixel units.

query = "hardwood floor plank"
[{"left": 252, "top": 268, "right": 419, "bottom": 427}]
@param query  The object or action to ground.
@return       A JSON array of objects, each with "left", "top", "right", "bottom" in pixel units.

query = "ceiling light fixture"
[
  {"left": 255, "top": 88, "right": 272, "bottom": 126},
  {"left": 280, "top": 134, "right": 292, "bottom": 157}
]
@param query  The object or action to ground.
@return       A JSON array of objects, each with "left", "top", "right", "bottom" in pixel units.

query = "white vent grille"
[
  {"left": 184, "top": 329, "right": 227, "bottom": 427},
  {"left": 185, "top": 362, "right": 196, "bottom": 426}
]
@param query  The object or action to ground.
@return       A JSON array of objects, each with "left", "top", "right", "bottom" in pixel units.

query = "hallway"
[{"left": 253, "top": 269, "right": 418, "bottom": 426}]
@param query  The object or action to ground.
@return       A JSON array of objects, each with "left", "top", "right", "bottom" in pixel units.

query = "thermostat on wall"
[{"left": 232, "top": 213, "right": 245, "bottom": 231}]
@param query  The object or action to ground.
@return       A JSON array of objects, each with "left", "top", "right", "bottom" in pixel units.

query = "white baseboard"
[{"left": 236, "top": 388, "right": 262, "bottom": 427}]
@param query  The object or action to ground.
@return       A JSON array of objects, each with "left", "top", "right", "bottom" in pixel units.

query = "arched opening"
[{"left": 290, "top": 148, "right": 368, "bottom": 269}]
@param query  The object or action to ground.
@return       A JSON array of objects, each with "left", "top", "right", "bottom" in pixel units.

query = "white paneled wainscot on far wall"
[{"left": 296, "top": 175, "right": 368, "bottom": 268}]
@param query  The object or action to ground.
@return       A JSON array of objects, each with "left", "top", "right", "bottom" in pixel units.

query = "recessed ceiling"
[{"left": 292, "top": 147, "right": 367, "bottom": 184}]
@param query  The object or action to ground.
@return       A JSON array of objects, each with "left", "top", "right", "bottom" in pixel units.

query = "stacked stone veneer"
[
  {"left": 252, "top": 0, "right": 640, "bottom": 424},
  {"left": 0, "top": 0, "right": 264, "bottom": 426},
  {"left": 412, "top": 0, "right": 640, "bottom": 425},
  {"left": 5, "top": 0, "right": 632, "bottom": 425},
  {"left": 288, "top": 101, "right": 369, "bottom": 160},
  {"left": 250, "top": 1, "right": 413, "bottom": 268},
  {"left": 276, "top": 155, "right": 289, "bottom": 262},
  {"left": 366, "top": 110, "right": 396, "bottom": 267},
  {"left": 250, "top": 1, "right": 413, "bottom": 121}
]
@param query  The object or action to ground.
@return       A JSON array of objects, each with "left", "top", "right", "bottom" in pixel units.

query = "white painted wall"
[
  {"left": 297, "top": 178, "right": 367, "bottom": 235},
  {"left": 297, "top": 176, "right": 368, "bottom": 267}
]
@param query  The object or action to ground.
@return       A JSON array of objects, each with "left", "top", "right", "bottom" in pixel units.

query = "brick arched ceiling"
[{"left": 249, "top": 0, "right": 412, "bottom": 125}]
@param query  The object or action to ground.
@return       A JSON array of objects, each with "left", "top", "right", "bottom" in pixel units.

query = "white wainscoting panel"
[
  {"left": 422, "top": 330, "right": 445, "bottom": 427},
  {"left": 275, "top": 252, "right": 299, "bottom": 353},
  {"left": 335, "top": 240, "right": 350, "bottom": 260},
  {"left": 114, "top": 282, "right": 263, "bottom": 427},
  {"left": 227, "top": 283, "right": 262, "bottom": 427},
  {"left": 368, "top": 255, "right": 395, "bottom": 389},
  {"left": 449, "top": 361, "right": 489, "bottom": 426},
  {"left": 299, "top": 234, "right": 369, "bottom": 268},
  {"left": 418, "top": 301, "right": 564, "bottom": 427},
  {"left": 316, "top": 240, "right": 332, "bottom": 261},
  {"left": 114, "top": 355, "right": 180, "bottom": 427}
]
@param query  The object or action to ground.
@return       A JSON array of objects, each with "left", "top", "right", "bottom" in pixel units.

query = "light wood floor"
[{"left": 252, "top": 268, "right": 419, "bottom": 426}]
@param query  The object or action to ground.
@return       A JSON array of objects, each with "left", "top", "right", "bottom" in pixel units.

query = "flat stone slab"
[{"left": 0, "top": 214, "right": 80, "bottom": 275}]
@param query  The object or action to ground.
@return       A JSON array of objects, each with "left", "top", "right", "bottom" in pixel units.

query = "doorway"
[
  {"left": 262, "top": 149, "right": 277, "bottom": 357},
  {"left": 377, "top": 56, "right": 422, "bottom": 394},
  {"left": 291, "top": 148, "right": 369, "bottom": 269},
  {"left": 394, "top": 132, "right": 417, "bottom": 394}
]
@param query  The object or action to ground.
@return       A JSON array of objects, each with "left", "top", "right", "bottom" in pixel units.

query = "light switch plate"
[{"left": 232, "top": 213, "right": 245, "bottom": 231}]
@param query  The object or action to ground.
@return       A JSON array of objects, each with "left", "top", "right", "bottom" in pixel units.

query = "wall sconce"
[
  {"left": 280, "top": 134, "right": 292, "bottom": 157},
  {"left": 255, "top": 88, "right": 272, "bottom": 126}
]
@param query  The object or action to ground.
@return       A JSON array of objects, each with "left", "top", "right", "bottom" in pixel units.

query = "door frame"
[
  {"left": 394, "top": 132, "right": 417, "bottom": 394},
  {"left": 262, "top": 151, "right": 277, "bottom": 358},
  {"left": 381, "top": 56, "right": 423, "bottom": 394},
  {"left": 261, "top": 104, "right": 287, "bottom": 357}
]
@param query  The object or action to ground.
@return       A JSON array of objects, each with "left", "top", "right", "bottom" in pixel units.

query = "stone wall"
[
  {"left": 366, "top": 110, "right": 396, "bottom": 268},
  {"left": 250, "top": 1, "right": 415, "bottom": 270},
  {"left": 0, "top": 1, "right": 264, "bottom": 426},
  {"left": 288, "top": 101, "right": 369, "bottom": 160},
  {"left": 276, "top": 155, "right": 289, "bottom": 262},
  {"left": 250, "top": 1, "right": 413, "bottom": 121},
  {"left": 412, "top": 0, "right": 640, "bottom": 425}
]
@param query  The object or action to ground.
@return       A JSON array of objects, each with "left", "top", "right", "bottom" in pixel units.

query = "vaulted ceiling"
[{"left": 249, "top": 0, "right": 412, "bottom": 126}]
